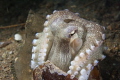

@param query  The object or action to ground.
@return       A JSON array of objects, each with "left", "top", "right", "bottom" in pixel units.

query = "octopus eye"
[{"left": 69, "top": 30, "right": 77, "bottom": 37}]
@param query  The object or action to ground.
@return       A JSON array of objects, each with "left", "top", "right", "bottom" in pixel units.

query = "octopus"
[{"left": 31, "top": 9, "right": 106, "bottom": 80}]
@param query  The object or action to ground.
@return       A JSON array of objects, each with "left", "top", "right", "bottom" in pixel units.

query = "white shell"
[{"left": 14, "top": 34, "right": 22, "bottom": 41}]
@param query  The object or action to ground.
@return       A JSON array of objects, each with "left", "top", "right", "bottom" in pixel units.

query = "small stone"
[{"left": 9, "top": 51, "right": 13, "bottom": 54}]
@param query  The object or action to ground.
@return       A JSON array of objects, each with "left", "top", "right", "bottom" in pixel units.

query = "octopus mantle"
[{"left": 31, "top": 9, "right": 105, "bottom": 80}]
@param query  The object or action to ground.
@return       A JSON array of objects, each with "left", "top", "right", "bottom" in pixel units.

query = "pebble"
[{"left": 2, "top": 53, "right": 7, "bottom": 58}]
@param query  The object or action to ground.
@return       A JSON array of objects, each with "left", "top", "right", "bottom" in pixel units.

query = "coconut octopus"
[{"left": 31, "top": 9, "right": 106, "bottom": 80}]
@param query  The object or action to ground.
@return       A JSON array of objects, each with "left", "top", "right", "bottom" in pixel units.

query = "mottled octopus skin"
[{"left": 31, "top": 9, "right": 105, "bottom": 80}]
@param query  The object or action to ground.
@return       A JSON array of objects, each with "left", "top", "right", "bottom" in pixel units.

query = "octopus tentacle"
[{"left": 31, "top": 27, "right": 53, "bottom": 69}]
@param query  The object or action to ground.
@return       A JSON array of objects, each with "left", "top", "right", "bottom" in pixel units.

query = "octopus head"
[{"left": 47, "top": 19, "right": 84, "bottom": 71}]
